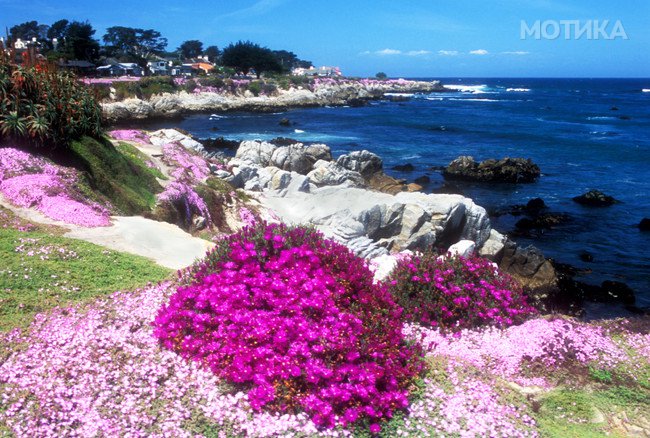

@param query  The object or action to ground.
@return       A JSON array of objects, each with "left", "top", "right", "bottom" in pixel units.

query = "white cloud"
[
  {"left": 469, "top": 49, "right": 489, "bottom": 55},
  {"left": 376, "top": 48, "right": 402, "bottom": 56},
  {"left": 438, "top": 50, "right": 459, "bottom": 56},
  {"left": 406, "top": 50, "right": 432, "bottom": 56},
  {"left": 502, "top": 51, "right": 530, "bottom": 55}
]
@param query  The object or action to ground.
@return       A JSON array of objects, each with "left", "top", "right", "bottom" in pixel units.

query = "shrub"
[
  {"left": 0, "top": 55, "right": 102, "bottom": 149},
  {"left": 154, "top": 222, "right": 424, "bottom": 432},
  {"left": 386, "top": 252, "right": 536, "bottom": 331},
  {"left": 183, "top": 79, "right": 197, "bottom": 93},
  {"left": 198, "top": 76, "right": 225, "bottom": 88},
  {"left": 247, "top": 80, "right": 262, "bottom": 96}
]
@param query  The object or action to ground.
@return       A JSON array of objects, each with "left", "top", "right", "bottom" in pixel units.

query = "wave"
[
  {"left": 294, "top": 129, "right": 305, "bottom": 134},
  {"left": 506, "top": 88, "right": 530, "bottom": 92},
  {"left": 443, "top": 84, "right": 493, "bottom": 94},
  {"left": 447, "top": 98, "right": 499, "bottom": 102},
  {"left": 587, "top": 116, "right": 617, "bottom": 121},
  {"left": 384, "top": 92, "right": 415, "bottom": 97},
  {"left": 208, "top": 114, "right": 227, "bottom": 120},
  {"left": 643, "top": 89, "right": 650, "bottom": 93}
]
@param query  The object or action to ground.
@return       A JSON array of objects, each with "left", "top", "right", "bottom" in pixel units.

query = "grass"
[
  {"left": 0, "top": 208, "right": 172, "bottom": 332},
  {"left": 67, "top": 136, "right": 163, "bottom": 215},
  {"left": 115, "top": 141, "right": 167, "bottom": 180}
]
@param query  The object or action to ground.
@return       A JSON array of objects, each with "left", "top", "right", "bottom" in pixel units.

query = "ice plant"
[
  {"left": 0, "top": 147, "right": 111, "bottom": 227},
  {"left": 386, "top": 252, "right": 536, "bottom": 331},
  {"left": 108, "top": 129, "right": 151, "bottom": 145},
  {"left": 154, "top": 222, "right": 424, "bottom": 432}
]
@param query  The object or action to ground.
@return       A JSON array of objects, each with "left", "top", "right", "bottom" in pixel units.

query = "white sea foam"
[
  {"left": 208, "top": 114, "right": 226, "bottom": 120},
  {"left": 384, "top": 93, "right": 415, "bottom": 97},
  {"left": 642, "top": 89, "right": 650, "bottom": 93},
  {"left": 447, "top": 98, "right": 499, "bottom": 102},
  {"left": 506, "top": 88, "right": 530, "bottom": 92},
  {"left": 443, "top": 84, "right": 491, "bottom": 94},
  {"left": 587, "top": 116, "right": 617, "bottom": 121},
  {"left": 426, "top": 97, "right": 444, "bottom": 101},
  {"left": 294, "top": 129, "right": 305, "bottom": 134}
]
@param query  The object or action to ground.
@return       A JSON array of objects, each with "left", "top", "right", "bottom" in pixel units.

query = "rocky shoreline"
[{"left": 101, "top": 79, "right": 447, "bottom": 123}]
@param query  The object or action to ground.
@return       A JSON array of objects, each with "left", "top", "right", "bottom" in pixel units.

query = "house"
[
  {"left": 147, "top": 60, "right": 169, "bottom": 75},
  {"left": 192, "top": 62, "right": 214, "bottom": 75},
  {"left": 97, "top": 63, "right": 144, "bottom": 77},
  {"left": 58, "top": 60, "right": 96, "bottom": 75},
  {"left": 292, "top": 66, "right": 342, "bottom": 77},
  {"left": 170, "top": 64, "right": 197, "bottom": 77}
]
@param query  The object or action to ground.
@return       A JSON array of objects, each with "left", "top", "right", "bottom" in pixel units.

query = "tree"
[
  {"left": 10, "top": 21, "right": 43, "bottom": 42},
  {"left": 272, "top": 50, "right": 312, "bottom": 72},
  {"left": 61, "top": 21, "right": 100, "bottom": 61},
  {"left": 46, "top": 19, "right": 69, "bottom": 50},
  {"left": 221, "top": 41, "right": 283, "bottom": 78},
  {"left": 375, "top": 72, "right": 387, "bottom": 80},
  {"left": 102, "top": 26, "right": 167, "bottom": 59},
  {"left": 178, "top": 40, "right": 203, "bottom": 60},
  {"left": 204, "top": 45, "right": 221, "bottom": 64}
]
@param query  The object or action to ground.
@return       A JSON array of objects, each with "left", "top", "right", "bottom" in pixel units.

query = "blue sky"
[{"left": 1, "top": 0, "right": 648, "bottom": 77}]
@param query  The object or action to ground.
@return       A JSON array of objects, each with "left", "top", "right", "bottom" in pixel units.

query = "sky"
[{"left": 1, "top": 0, "right": 648, "bottom": 78}]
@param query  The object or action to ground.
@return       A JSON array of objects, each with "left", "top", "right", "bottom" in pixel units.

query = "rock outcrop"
[
  {"left": 102, "top": 80, "right": 447, "bottom": 123},
  {"left": 443, "top": 156, "right": 541, "bottom": 183},
  {"left": 219, "top": 139, "right": 492, "bottom": 259},
  {"left": 572, "top": 190, "right": 619, "bottom": 207}
]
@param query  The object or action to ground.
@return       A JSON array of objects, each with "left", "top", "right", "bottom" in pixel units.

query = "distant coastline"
[{"left": 100, "top": 78, "right": 448, "bottom": 123}]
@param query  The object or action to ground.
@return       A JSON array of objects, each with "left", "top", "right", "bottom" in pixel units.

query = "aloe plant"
[{"left": 0, "top": 50, "right": 102, "bottom": 148}]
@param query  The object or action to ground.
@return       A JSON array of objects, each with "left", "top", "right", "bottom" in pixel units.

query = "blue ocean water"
[{"left": 142, "top": 78, "right": 650, "bottom": 306}]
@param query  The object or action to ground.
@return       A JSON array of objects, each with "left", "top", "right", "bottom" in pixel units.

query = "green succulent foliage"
[{"left": 0, "top": 52, "right": 102, "bottom": 148}]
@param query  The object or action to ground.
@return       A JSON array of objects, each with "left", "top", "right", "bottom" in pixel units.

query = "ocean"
[{"left": 141, "top": 78, "right": 650, "bottom": 307}]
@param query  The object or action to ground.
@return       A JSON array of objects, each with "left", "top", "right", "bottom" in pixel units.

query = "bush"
[
  {"left": 138, "top": 76, "right": 176, "bottom": 98},
  {"left": 197, "top": 76, "right": 225, "bottom": 88},
  {"left": 183, "top": 79, "right": 197, "bottom": 93},
  {"left": 386, "top": 252, "right": 536, "bottom": 331},
  {"left": 0, "top": 55, "right": 102, "bottom": 148},
  {"left": 247, "top": 80, "right": 262, "bottom": 96},
  {"left": 154, "top": 222, "right": 423, "bottom": 432}
]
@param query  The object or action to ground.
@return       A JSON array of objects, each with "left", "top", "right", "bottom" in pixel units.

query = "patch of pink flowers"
[
  {"left": 398, "top": 372, "right": 538, "bottom": 437},
  {"left": 155, "top": 222, "right": 423, "bottom": 432},
  {"left": 108, "top": 129, "right": 151, "bottom": 145},
  {"left": 157, "top": 142, "right": 212, "bottom": 226},
  {"left": 404, "top": 317, "right": 630, "bottom": 386},
  {"left": 0, "top": 147, "right": 111, "bottom": 227},
  {"left": 158, "top": 181, "right": 211, "bottom": 224},
  {"left": 161, "top": 142, "right": 210, "bottom": 181},
  {"left": 386, "top": 253, "right": 536, "bottom": 331}
]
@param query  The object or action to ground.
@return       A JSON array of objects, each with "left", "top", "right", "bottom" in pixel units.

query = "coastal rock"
[
  {"left": 526, "top": 198, "right": 546, "bottom": 213},
  {"left": 572, "top": 190, "right": 619, "bottom": 207},
  {"left": 336, "top": 150, "right": 383, "bottom": 178},
  {"left": 443, "top": 156, "right": 541, "bottom": 183},
  {"left": 235, "top": 140, "right": 276, "bottom": 166},
  {"left": 259, "top": 186, "right": 491, "bottom": 258},
  {"left": 149, "top": 129, "right": 205, "bottom": 153},
  {"left": 199, "top": 137, "right": 240, "bottom": 151},
  {"left": 478, "top": 229, "right": 507, "bottom": 261},
  {"left": 448, "top": 240, "right": 476, "bottom": 257},
  {"left": 639, "top": 218, "right": 650, "bottom": 231},
  {"left": 392, "top": 163, "right": 415, "bottom": 172},
  {"left": 498, "top": 242, "right": 559, "bottom": 311},
  {"left": 366, "top": 172, "right": 409, "bottom": 195},
  {"left": 306, "top": 160, "right": 366, "bottom": 188},
  {"left": 515, "top": 213, "right": 570, "bottom": 231},
  {"left": 101, "top": 79, "right": 448, "bottom": 123},
  {"left": 414, "top": 175, "right": 431, "bottom": 185}
]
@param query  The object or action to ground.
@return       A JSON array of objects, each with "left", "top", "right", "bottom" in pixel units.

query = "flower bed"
[
  {"left": 0, "top": 147, "right": 111, "bottom": 227},
  {"left": 386, "top": 253, "right": 536, "bottom": 331},
  {"left": 155, "top": 222, "right": 423, "bottom": 431}
]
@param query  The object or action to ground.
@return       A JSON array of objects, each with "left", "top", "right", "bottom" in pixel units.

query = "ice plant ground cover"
[
  {"left": 386, "top": 252, "right": 537, "bottom": 331},
  {"left": 0, "top": 147, "right": 111, "bottom": 227},
  {"left": 156, "top": 222, "right": 424, "bottom": 432},
  {"left": 1, "top": 276, "right": 648, "bottom": 436}
]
